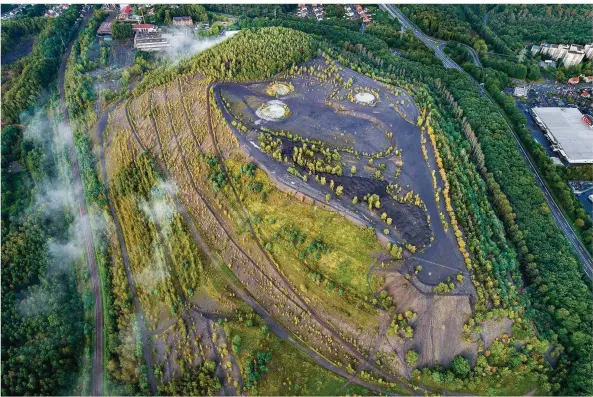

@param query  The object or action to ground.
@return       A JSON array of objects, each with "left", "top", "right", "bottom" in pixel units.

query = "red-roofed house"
[
  {"left": 584, "top": 76, "right": 593, "bottom": 83},
  {"left": 581, "top": 91, "right": 590, "bottom": 98},
  {"left": 568, "top": 77, "right": 580, "bottom": 85},
  {"left": 118, "top": 5, "right": 132, "bottom": 20}
]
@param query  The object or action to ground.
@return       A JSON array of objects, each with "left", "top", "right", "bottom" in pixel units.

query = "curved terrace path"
[{"left": 121, "top": 95, "right": 398, "bottom": 396}]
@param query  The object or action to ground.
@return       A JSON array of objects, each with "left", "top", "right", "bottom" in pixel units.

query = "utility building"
[{"left": 531, "top": 107, "right": 593, "bottom": 164}]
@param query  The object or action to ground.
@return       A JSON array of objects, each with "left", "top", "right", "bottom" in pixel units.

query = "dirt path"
[
  {"left": 154, "top": 87, "right": 244, "bottom": 394},
  {"left": 58, "top": 11, "right": 104, "bottom": 396},
  {"left": 122, "top": 98, "right": 397, "bottom": 397},
  {"left": 96, "top": 100, "right": 157, "bottom": 394}
]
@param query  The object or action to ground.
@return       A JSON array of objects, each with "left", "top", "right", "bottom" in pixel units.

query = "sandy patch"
[
  {"left": 256, "top": 100, "right": 289, "bottom": 121},
  {"left": 355, "top": 92, "right": 376, "bottom": 104}
]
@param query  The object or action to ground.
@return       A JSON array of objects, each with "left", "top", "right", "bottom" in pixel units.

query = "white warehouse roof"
[{"left": 532, "top": 107, "right": 593, "bottom": 164}]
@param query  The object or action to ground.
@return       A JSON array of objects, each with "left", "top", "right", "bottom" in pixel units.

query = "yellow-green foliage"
[
  {"left": 181, "top": 27, "right": 314, "bottom": 81},
  {"left": 229, "top": 158, "right": 381, "bottom": 294},
  {"left": 227, "top": 321, "right": 374, "bottom": 396},
  {"left": 109, "top": 135, "right": 209, "bottom": 326}
]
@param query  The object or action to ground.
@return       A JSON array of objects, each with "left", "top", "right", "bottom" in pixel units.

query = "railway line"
[{"left": 57, "top": 10, "right": 104, "bottom": 396}]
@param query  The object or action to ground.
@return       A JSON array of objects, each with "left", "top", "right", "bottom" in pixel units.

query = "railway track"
[{"left": 57, "top": 11, "right": 104, "bottom": 396}]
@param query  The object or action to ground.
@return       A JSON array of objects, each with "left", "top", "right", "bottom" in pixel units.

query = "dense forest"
[
  {"left": 1, "top": 116, "right": 87, "bottom": 395},
  {"left": 240, "top": 16, "right": 441, "bottom": 67},
  {"left": 1, "top": 5, "right": 81, "bottom": 124},
  {"left": 399, "top": 5, "right": 485, "bottom": 51},
  {"left": 487, "top": 5, "right": 593, "bottom": 50},
  {"left": 133, "top": 27, "right": 314, "bottom": 95},
  {"left": 0, "top": 16, "right": 47, "bottom": 55}
]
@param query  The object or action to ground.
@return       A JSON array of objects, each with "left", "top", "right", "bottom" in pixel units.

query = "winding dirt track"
[
  {"left": 122, "top": 93, "right": 398, "bottom": 396},
  {"left": 58, "top": 11, "right": 103, "bottom": 396},
  {"left": 158, "top": 86, "right": 244, "bottom": 395},
  {"left": 96, "top": 101, "right": 157, "bottom": 394}
]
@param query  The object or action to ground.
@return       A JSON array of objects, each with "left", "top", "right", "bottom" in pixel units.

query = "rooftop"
[{"left": 532, "top": 107, "right": 593, "bottom": 164}]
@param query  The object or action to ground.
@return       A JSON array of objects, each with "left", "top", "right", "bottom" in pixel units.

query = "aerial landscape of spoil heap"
[{"left": 1, "top": 4, "right": 592, "bottom": 397}]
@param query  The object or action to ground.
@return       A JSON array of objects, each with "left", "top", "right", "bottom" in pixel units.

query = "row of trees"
[{"left": 64, "top": 11, "right": 151, "bottom": 394}]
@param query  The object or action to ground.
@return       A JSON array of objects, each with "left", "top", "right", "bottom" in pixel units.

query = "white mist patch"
[
  {"left": 135, "top": 260, "right": 169, "bottom": 289},
  {"left": 355, "top": 92, "right": 376, "bottom": 103},
  {"left": 140, "top": 181, "right": 178, "bottom": 235},
  {"left": 256, "top": 100, "right": 289, "bottom": 121},
  {"left": 18, "top": 287, "right": 55, "bottom": 317},
  {"left": 21, "top": 110, "right": 52, "bottom": 144},
  {"left": 162, "top": 30, "right": 239, "bottom": 64}
]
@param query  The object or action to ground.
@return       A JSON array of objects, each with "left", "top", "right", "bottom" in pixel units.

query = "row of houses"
[
  {"left": 567, "top": 75, "right": 593, "bottom": 85},
  {"left": 296, "top": 4, "right": 325, "bottom": 21},
  {"left": 531, "top": 43, "right": 593, "bottom": 68},
  {"left": 355, "top": 4, "right": 372, "bottom": 23}
]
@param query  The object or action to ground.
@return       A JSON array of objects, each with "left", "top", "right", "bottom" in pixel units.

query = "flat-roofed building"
[
  {"left": 531, "top": 107, "right": 593, "bottom": 164},
  {"left": 513, "top": 86, "right": 529, "bottom": 97},
  {"left": 134, "top": 32, "right": 170, "bottom": 51},
  {"left": 132, "top": 23, "right": 157, "bottom": 33},
  {"left": 564, "top": 49, "right": 585, "bottom": 68}
]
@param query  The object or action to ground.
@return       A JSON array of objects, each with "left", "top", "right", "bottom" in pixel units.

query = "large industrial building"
[{"left": 531, "top": 107, "right": 593, "bottom": 164}]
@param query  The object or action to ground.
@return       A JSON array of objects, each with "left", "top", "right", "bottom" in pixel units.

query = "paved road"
[
  {"left": 483, "top": 9, "right": 491, "bottom": 26},
  {"left": 380, "top": 4, "right": 462, "bottom": 71},
  {"left": 58, "top": 11, "right": 104, "bottom": 396},
  {"left": 459, "top": 43, "right": 482, "bottom": 67},
  {"left": 381, "top": 3, "right": 593, "bottom": 278}
]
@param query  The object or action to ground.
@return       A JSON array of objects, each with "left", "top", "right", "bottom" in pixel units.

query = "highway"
[{"left": 381, "top": 4, "right": 593, "bottom": 279}]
